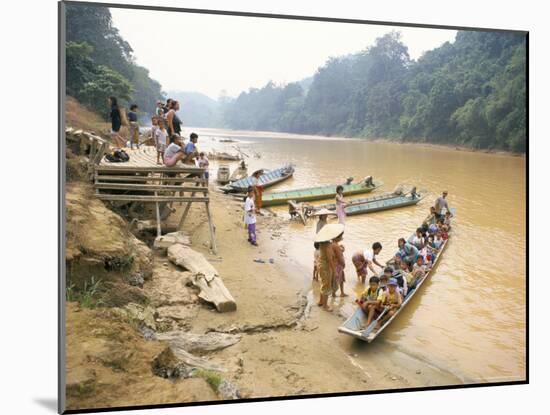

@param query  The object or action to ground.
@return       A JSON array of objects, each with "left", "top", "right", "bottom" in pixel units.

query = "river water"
[{"left": 195, "top": 127, "right": 526, "bottom": 385}]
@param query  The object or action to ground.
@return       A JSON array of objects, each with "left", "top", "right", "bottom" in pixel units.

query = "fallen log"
[{"left": 168, "top": 244, "right": 236, "bottom": 312}]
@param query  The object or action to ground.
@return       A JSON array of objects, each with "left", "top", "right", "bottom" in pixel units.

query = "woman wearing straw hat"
[
  {"left": 315, "top": 223, "right": 344, "bottom": 311},
  {"left": 311, "top": 208, "right": 337, "bottom": 234}
]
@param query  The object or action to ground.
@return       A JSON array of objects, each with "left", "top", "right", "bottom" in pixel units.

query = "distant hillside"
[{"left": 166, "top": 91, "right": 222, "bottom": 127}]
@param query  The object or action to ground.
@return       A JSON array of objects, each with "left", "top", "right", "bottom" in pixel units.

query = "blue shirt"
[
  {"left": 128, "top": 111, "right": 138, "bottom": 122},
  {"left": 184, "top": 142, "right": 196, "bottom": 154}
]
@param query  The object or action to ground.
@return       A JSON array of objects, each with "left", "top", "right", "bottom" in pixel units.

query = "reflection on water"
[{"left": 196, "top": 127, "right": 526, "bottom": 384}]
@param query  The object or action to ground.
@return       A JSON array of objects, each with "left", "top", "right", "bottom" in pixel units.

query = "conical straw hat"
[
  {"left": 315, "top": 223, "right": 345, "bottom": 243},
  {"left": 311, "top": 208, "right": 337, "bottom": 217}
]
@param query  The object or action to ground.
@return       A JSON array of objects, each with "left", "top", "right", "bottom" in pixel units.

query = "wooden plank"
[
  {"left": 205, "top": 201, "right": 218, "bottom": 254},
  {"left": 95, "top": 183, "right": 208, "bottom": 193},
  {"left": 96, "top": 165, "right": 205, "bottom": 174},
  {"left": 95, "top": 175, "right": 207, "bottom": 184},
  {"left": 97, "top": 195, "right": 209, "bottom": 202},
  {"left": 154, "top": 191, "right": 162, "bottom": 237},
  {"left": 92, "top": 142, "right": 109, "bottom": 165}
]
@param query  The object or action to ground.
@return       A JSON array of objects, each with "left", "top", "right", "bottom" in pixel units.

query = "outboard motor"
[
  {"left": 364, "top": 176, "right": 374, "bottom": 187},
  {"left": 345, "top": 177, "right": 354, "bottom": 185}
]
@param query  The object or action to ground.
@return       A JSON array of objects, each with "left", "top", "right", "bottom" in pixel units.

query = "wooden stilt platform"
[{"left": 65, "top": 127, "right": 217, "bottom": 253}]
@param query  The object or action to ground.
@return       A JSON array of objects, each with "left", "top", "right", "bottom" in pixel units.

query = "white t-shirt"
[
  {"left": 244, "top": 197, "right": 256, "bottom": 225},
  {"left": 164, "top": 143, "right": 182, "bottom": 159},
  {"left": 155, "top": 129, "right": 167, "bottom": 148},
  {"left": 363, "top": 249, "right": 375, "bottom": 263}
]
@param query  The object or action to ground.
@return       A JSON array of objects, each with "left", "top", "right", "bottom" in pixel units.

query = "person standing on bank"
[
  {"left": 244, "top": 186, "right": 258, "bottom": 246},
  {"left": 434, "top": 190, "right": 451, "bottom": 221},
  {"left": 108, "top": 96, "right": 125, "bottom": 147},
  {"left": 315, "top": 224, "right": 345, "bottom": 312},
  {"left": 128, "top": 104, "right": 140, "bottom": 149},
  {"left": 166, "top": 100, "right": 182, "bottom": 142},
  {"left": 335, "top": 185, "right": 347, "bottom": 225}
]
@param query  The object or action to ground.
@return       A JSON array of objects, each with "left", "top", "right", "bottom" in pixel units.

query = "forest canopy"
[
  {"left": 221, "top": 31, "right": 526, "bottom": 152},
  {"left": 65, "top": 4, "right": 163, "bottom": 119},
  {"left": 64, "top": 4, "right": 526, "bottom": 153}
]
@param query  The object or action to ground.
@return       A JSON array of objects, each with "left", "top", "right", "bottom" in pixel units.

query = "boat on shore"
[
  {"left": 292, "top": 188, "right": 424, "bottom": 221},
  {"left": 338, "top": 209, "right": 454, "bottom": 342},
  {"left": 208, "top": 150, "right": 242, "bottom": 161},
  {"left": 220, "top": 165, "right": 295, "bottom": 193},
  {"left": 261, "top": 177, "right": 382, "bottom": 207}
]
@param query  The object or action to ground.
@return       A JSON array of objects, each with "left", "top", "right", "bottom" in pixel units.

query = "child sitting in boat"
[
  {"left": 412, "top": 255, "right": 431, "bottom": 280},
  {"left": 437, "top": 220, "right": 449, "bottom": 240},
  {"left": 400, "top": 261, "right": 415, "bottom": 290},
  {"left": 409, "top": 227, "right": 426, "bottom": 250},
  {"left": 374, "top": 278, "right": 402, "bottom": 330},
  {"left": 385, "top": 265, "right": 407, "bottom": 297},
  {"left": 378, "top": 273, "right": 390, "bottom": 293},
  {"left": 432, "top": 231, "right": 443, "bottom": 248},
  {"left": 357, "top": 276, "right": 384, "bottom": 327},
  {"left": 444, "top": 211, "right": 452, "bottom": 229}
]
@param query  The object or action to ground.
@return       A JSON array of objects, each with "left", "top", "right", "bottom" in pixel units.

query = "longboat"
[
  {"left": 302, "top": 189, "right": 424, "bottom": 218},
  {"left": 261, "top": 177, "right": 382, "bottom": 207},
  {"left": 338, "top": 209, "right": 454, "bottom": 342},
  {"left": 220, "top": 165, "right": 295, "bottom": 193}
]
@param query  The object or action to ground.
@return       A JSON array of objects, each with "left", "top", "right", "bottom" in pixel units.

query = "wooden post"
[
  {"left": 205, "top": 201, "right": 217, "bottom": 254},
  {"left": 154, "top": 191, "right": 162, "bottom": 237},
  {"left": 178, "top": 201, "right": 193, "bottom": 229}
]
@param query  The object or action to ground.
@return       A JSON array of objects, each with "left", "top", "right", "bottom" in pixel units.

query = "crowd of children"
[{"left": 354, "top": 201, "right": 452, "bottom": 330}]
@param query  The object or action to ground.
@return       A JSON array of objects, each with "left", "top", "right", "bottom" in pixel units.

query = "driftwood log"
[{"left": 168, "top": 244, "right": 236, "bottom": 312}]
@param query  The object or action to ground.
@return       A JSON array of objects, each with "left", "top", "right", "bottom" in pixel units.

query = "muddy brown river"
[{"left": 196, "top": 127, "right": 526, "bottom": 385}]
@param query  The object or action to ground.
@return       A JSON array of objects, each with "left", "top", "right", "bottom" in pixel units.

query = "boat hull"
[
  {"left": 261, "top": 181, "right": 383, "bottom": 207},
  {"left": 338, "top": 208, "right": 454, "bottom": 342},
  {"left": 316, "top": 193, "right": 424, "bottom": 216},
  {"left": 221, "top": 166, "right": 295, "bottom": 193}
]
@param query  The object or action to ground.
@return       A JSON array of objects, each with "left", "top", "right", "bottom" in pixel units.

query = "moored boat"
[
  {"left": 220, "top": 164, "right": 295, "bottom": 193},
  {"left": 314, "top": 189, "right": 424, "bottom": 216},
  {"left": 216, "top": 165, "right": 231, "bottom": 184},
  {"left": 261, "top": 176, "right": 382, "bottom": 207},
  {"left": 338, "top": 209, "right": 454, "bottom": 342}
]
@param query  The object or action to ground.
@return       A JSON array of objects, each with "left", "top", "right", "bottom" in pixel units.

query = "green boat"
[
  {"left": 315, "top": 191, "right": 424, "bottom": 216},
  {"left": 261, "top": 177, "right": 382, "bottom": 207}
]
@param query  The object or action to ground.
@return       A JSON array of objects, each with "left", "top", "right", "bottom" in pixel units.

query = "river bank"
[
  {"left": 64, "top": 174, "right": 463, "bottom": 410},
  {"left": 64, "top": 100, "right": 524, "bottom": 409},
  {"left": 159, "top": 188, "right": 465, "bottom": 396}
]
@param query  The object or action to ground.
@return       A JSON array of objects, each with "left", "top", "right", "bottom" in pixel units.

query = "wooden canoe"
[
  {"left": 261, "top": 178, "right": 382, "bottom": 207},
  {"left": 220, "top": 165, "right": 295, "bottom": 193},
  {"left": 319, "top": 192, "right": 424, "bottom": 216},
  {"left": 338, "top": 209, "right": 454, "bottom": 342}
]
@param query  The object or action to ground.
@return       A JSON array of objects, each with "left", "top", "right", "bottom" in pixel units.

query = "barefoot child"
[
  {"left": 128, "top": 104, "right": 140, "bottom": 149},
  {"left": 332, "top": 240, "right": 347, "bottom": 297},
  {"left": 313, "top": 242, "right": 320, "bottom": 281},
  {"left": 197, "top": 152, "right": 210, "bottom": 184},
  {"left": 375, "top": 278, "right": 402, "bottom": 330},
  {"left": 244, "top": 186, "right": 258, "bottom": 246},
  {"left": 357, "top": 276, "right": 384, "bottom": 327},
  {"left": 154, "top": 119, "right": 167, "bottom": 165}
]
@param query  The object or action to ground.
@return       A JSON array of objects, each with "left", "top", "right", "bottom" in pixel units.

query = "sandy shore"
[{"left": 162, "top": 186, "right": 464, "bottom": 397}]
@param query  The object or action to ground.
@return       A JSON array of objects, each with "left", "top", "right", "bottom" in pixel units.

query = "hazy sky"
[{"left": 111, "top": 7, "right": 457, "bottom": 99}]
